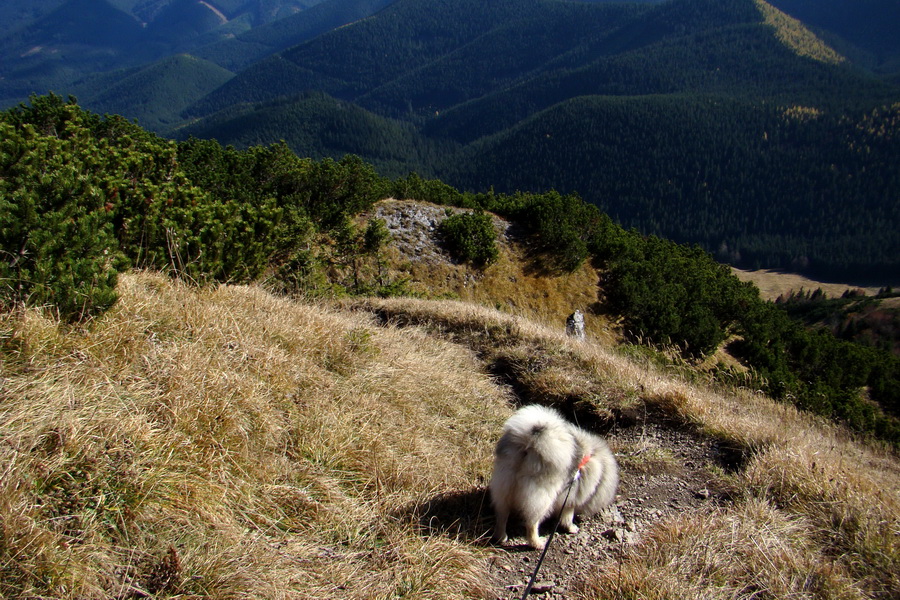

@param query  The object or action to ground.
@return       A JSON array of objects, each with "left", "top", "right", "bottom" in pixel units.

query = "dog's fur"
[{"left": 490, "top": 404, "right": 618, "bottom": 549}]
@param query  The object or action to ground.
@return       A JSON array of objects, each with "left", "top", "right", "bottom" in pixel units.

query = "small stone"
[
  {"left": 530, "top": 582, "right": 555, "bottom": 594},
  {"left": 604, "top": 506, "right": 625, "bottom": 525}
]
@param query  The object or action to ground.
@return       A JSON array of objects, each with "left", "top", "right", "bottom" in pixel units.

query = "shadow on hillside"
[
  {"left": 488, "top": 352, "right": 756, "bottom": 475},
  {"left": 485, "top": 354, "right": 619, "bottom": 433},
  {"left": 393, "top": 486, "right": 495, "bottom": 544},
  {"left": 394, "top": 485, "right": 610, "bottom": 551}
]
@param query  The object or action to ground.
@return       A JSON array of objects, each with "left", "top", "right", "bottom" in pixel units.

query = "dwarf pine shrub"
[
  {"left": 0, "top": 97, "right": 127, "bottom": 320},
  {"left": 438, "top": 209, "right": 499, "bottom": 267}
]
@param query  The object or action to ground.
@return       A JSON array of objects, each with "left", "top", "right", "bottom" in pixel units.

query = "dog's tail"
[{"left": 497, "top": 405, "right": 573, "bottom": 473}]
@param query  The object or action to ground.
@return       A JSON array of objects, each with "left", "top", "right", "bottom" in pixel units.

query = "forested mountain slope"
[
  {"left": 180, "top": 0, "right": 899, "bottom": 282},
  {"left": 2, "top": 0, "right": 897, "bottom": 280},
  {"left": 0, "top": 0, "right": 64, "bottom": 39},
  {"left": 0, "top": 0, "right": 145, "bottom": 99},
  {"left": 75, "top": 54, "right": 235, "bottom": 132},
  {"left": 768, "top": 0, "right": 900, "bottom": 79},
  {"left": 449, "top": 95, "right": 900, "bottom": 281},
  {"left": 187, "top": 0, "right": 652, "bottom": 118},
  {"left": 192, "top": 0, "right": 397, "bottom": 71},
  {"left": 420, "top": 0, "right": 893, "bottom": 143},
  {"left": 0, "top": 0, "right": 333, "bottom": 105},
  {"left": 189, "top": 0, "right": 893, "bottom": 122},
  {"left": 179, "top": 91, "right": 456, "bottom": 175}
]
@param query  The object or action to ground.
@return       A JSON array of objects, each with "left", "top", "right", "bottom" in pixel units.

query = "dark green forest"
[
  {"left": 777, "top": 287, "right": 900, "bottom": 355},
  {"left": 3, "top": 96, "right": 897, "bottom": 446},
  {"left": 181, "top": 92, "right": 457, "bottom": 177},
  {"left": 452, "top": 94, "right": 900, "bottom": 282},
  {"left": 186, "top": 89, "right": 900, "bottom": 282},
  {"left": 171, "top": 0, "right": 900, "bottom": 284},
  {"left": 191, "top": 0, "right": 397, "bottom": 72}
]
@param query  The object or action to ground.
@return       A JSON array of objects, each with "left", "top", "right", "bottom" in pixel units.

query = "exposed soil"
[{"left": 483, "top": 416, "right": 734, "bottom": 600}]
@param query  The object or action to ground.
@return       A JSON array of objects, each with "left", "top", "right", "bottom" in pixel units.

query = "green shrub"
[
  {"left": 437, "top": 210, "right": 499, "bottom": 267},
  {"left": 392, "top": 171, "right": 466, "bottom": 206},
  {"left": 0, "top": 97, "right": 127, "bottom": 320}
]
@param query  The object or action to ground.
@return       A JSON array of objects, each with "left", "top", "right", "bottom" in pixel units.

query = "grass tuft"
[{"left": 579, "top": 498, "right": 864, "bottom": 600}]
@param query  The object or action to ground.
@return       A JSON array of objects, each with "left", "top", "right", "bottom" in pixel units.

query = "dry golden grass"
[
  {"left": 732, "top": 268, "right": 884, "bottom": 302},
  {"left": 2, "top": 270, "right": 898, "bottom": 599},
  {"left": 1, "top": 272, "right": 509, "bottom": 599},
  {"left": 346, "top": 295, "right": 900, "bottom": 599},
  {"left": 579, "top": 498, "right": 865, "bottom": 599}
]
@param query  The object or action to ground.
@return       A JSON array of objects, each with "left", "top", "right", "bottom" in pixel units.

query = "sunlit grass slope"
[
  {"left": 348, "top": 295, "right": 900, "bottom": 599},
  {"left": 2, "top": 272, "right": 898, "bottom": 598},
  {"left": 0, "top": 272, "right": 507, "bottom": 598}
]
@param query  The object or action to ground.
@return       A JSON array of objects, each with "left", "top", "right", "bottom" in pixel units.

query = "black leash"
[{"left": 519, "top": 465, "right": 583, "bottom": 599}]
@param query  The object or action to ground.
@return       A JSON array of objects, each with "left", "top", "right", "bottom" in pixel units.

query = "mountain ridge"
[
  {"left": 80, "top": 54, "right": 235, "bottom": 132},
  {"left": 0, "top": 0, "right": 334, "bottom": 105},
  {"left": 192, "top": 0, "right": 396, "bottom": 71},
  {"left": 755, "top": 0, "right": 845, "bottom": 65}
]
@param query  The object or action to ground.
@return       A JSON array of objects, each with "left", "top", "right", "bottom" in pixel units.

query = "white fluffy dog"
[{"left": 490, "top": 404, "right": 618, "bottom": 549}]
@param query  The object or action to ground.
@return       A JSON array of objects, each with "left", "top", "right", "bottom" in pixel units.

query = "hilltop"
[
  {"left": 370, "top": 198, "right": 610, "bottom": 339},
  {"left": 2, "top": 269, "right": 898, "bottom": 598}
]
